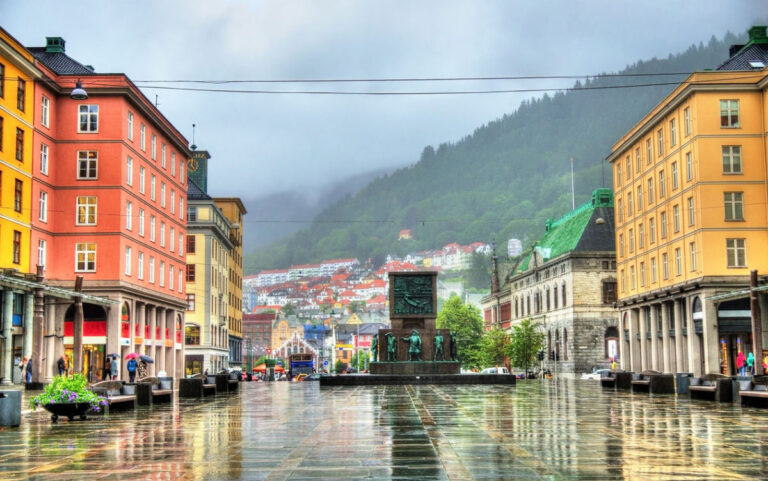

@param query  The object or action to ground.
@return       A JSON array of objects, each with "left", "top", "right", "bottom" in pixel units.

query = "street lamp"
[{"left": 70, "top": 78, "right": 88, "bottom": 100}]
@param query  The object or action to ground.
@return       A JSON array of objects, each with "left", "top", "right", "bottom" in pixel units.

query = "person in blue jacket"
[{"left": 127, "top": 358, "right": 138, "bottom": 382}]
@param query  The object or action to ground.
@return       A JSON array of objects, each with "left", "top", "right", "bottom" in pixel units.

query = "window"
[
  {"left": 662, "top": 253, "right": 669, "bottom": 279},
  {"left": 627, "top": 192, "right": 633, "bottom": 215},
  {"left": 78, "top": 105, "right": 98, "bottom": 132},
  {"left": 12, "top": 230, "right": 21, "bottom": 264},
  {"left": 617, "top": 199, "right": 623, "bottom": 222},
  {"left": 76, "top": 196, "right": 97, "bottom": 225},
  {"left": 188, "top": 206, "right": 197, "bottom": 222},
  {"left": 640, "top": 262, "right": 646, "bottom": 286},
  {"left": 670, "top": 119, "right": 676, "bottom": 147},
  {"left": 160, "top": 182, "right": 166, "bottom": 208},
  {"left": 149, "top": 257, "right": 155, "bottom": 283},
  {"left": 125, "top": 246, "right": 132, "bottom": 276},
  {"left": 77, "top": 151, "right": 98, "bottom": 179},
  {"left": 685, "top": 152, "right": 693, "bottom": 181},
  {"left": 647, "top": 178, "right": 654, "bottom": 203},
  {"left": 616, "top": 164, "right": 622, "bottom": 185},
  {"left": 127, "top": 112, "right": 134, "bottom": 141},
  {"left": 635, "top": 147, "right": 641, "bottom": 172},
  {"left": 619, "top": 234, "right": 624, "bottom": 257},
  {"left": 179, "top": 159, "right": 184, "bottom": 183},
  {"left": 160, "top": 221, "right": 166, "bottom": 247},
  {"left": 14, "top": 179, "right": 22, "bottom": 212},
  {"left": 140, "top": 124, "right": 146, "bottom": 150},
  {"left": 651, "top": 257, "right": 658, "bottom": 283},
  {"left": 187, "top": 264, "right": 196, "bottom": 282},
  {"left": 126, "top": 157, "right": 133, "bottom": 186},
  {"left": 169, "top": 265, "right": 174, "bottom": 290},
  {"left": 170, "top": 190, "right": 175, "bottom": 214},
  {"left": 690, "top": 242, "right": 697, "bottom": 271},
  {"left": 150, "top": 215, "right": 156, "bottom": 242},
  {"left": 649, "top": 218, "right": 656, "bottom": 244},
  {"left": 646, "top": 138, "right": 652, "bottom": 164},
  {"left": 657, "top": 128, "right": 664, "bottom": 156},
  {"left": 38, "top": 191, "right": 47, "bottom": 222},
  {"left": 673, "top": 204, "right": 680, "bottom": 233},
  {"left": 602, "top": 280, "right": 617, "bottom": 304},
  {"left": 151, "top": 134, "right": 157, "bottom": 160},
  {"left": 630, "top": 265, "right": 636, "bottom": 289},
  {"left": 672, "top": 162, "right": 679, "bottom": 189},
  {"left": 171, "top": 152, "right": 176, "bottom": 176},
  {"left": 179, "top": 198, "right": 184, "bottom": 220},
  {"left": 179, "top": 233, "right": 184, "bottom": 255},
  {"left": 659, "top": 170, "right": 666, "bottom": 197},
  {"left": 75, "top": 243, "right": 96, "bottom": 271},
  {"left": 684, "top": 107, "right": 691, "bottom": 136},
  {"left": 126, "top": 201, "right": 133, "bottom": 230},
  {"left": 159, "top": 261, "right": 165, "bottom": 287},
  {"left": 139, "top": 166, "right": 146, "bottom": 193},
  {"left": 724, "top": 192, "right": 744, "bottom": 221},
  {"left": 138, "top": 209, "right": 145, "bottom": 236},
  {"left": 629, "top": 228, "right": 634, "bottom": 253},
  {"left": 150, "top": 175, "right": 156, "bottom": 201},
  {"left": 561, "top": 282, "right": 566, "bottom": 306},
  {"left": 41, "top": 96, "right": 49, "bottom": 127},
  {"left": 687, "top": 197, "right": 695, "bottom": 226},
  {"left": 726, "top": 238, "right": 746, "bottom": 267},
  {"left": 186, "top": 295, "right": 196, "bottom": 312},
  {"left": 161, "top": 144, "right": 166, "bottom": 168},
  {"left": 138, "top": 252, "right": 144, "bottom": 280},
  {"left": 37, "top": 239, "right": 46, "bottom": 270},
  {"left": 178, "top": 269, "right": 183, "bottom": 293},
  {"left": 15, "top": 127, "right": 23, "bottom": 161},
  {"left": 660, "top": 212, "right": 667, "bottom": 239},
  {"left": 17, "top": 78, "right": 25, "bottom": 111},
  {"left": 675, "top": 247, "right": 682, "bottom": 276},
  {"left": 638, "top": 223, "right": 645, "bottom": 248},
  {"left": 620, "top": 270, "right": 625, "bottom": 292},
  {"left": 170, "top": 227, "right": 175, "bottom": 252},
  {"left": 187, "top": 234, "right": 196, "bottom": 253},
  {"left": 625, "top": 156, "right": 631, "bottom": 179},
  {"left": 720, "top": 99, "right": 739, "bottom": 127},
  {"left": 722, "top": 146, "right": 742, "bottom": 174}
]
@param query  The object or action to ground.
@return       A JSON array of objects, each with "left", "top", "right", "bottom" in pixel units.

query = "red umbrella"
[{"left": 125, "top": 353, "right": 139, "bottom": 360}]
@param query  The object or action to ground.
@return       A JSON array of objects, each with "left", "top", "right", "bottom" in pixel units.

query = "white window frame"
[
  {"left": 126, "top": 201, "right": 133, "bottom": 231},
  {"left": 646, "top": 138, "right": 652, "bottom": 164},
  {"left": 77, "top": 151, "right": 98, "bottom": 179},
  {"left": 40, "top": 143, "right": 49, "bottom": 175},
  {"left": 151, "top": 175, "right": 156, "bottom": 201},
  {"left": 138, "top": 209, "right": 145, "bottom": 237},
  {"left": 684, "top": 107, "right": 691, "bottom": 136},
  {"left": 77, "top": 104, "right": 99, "bottom": 133},
  {"left": 170, "top": 190, "right": 175, "bottom": 214},
  {"left": 179, "top": 198, "right": 184, "bottom": 220},
  {"left": 159, "top": 261, "right": 165, "bottom": 287},
  {"left": 127, "top": 111, "right": 134, "bottom": 141},
  {"left": 726, "top": 238, "right": 746, "bottom": 268},
  {"left": 720, "top": 99, "right": 739, "bottom": 128},
  {"left": 151, "top": 134, "right": 157, "bottom": 160},
  {"left": 670, "top": 118, "right": 676, "bottom": 147},
  {"left": 657, "top": 128, "right": 664, "bottom": 156},
  {"left": 687, "top": 197, "right": 695, "bottom": 226},
  {"left": 138, "top": 252, "right": 144, "bottom": 280},
  {"left": 169, "top": 265, "right": 174, "bottom": 291},
  {"left": 160, "top": 221, "right": 166, "bottom": 247},
  {"left": 647, "top": 178, "right": 654, "bottom": 203},
  {"left": 150, "top": 215, "right": 156, "bottom": 242},
  {"left": 660, "top": 211, "right": 667, "bottom": 239},
  {"left": 171, "top": 152, "right": 176, "bottom": 176},
  {"left": 722, "top": 146, "right": 742, "bottom": 174},
  {"left": 161, "top": 144, "right": 166, "bottom": 168},
  {"left": 75, "top": 242, "right": 96, "bottom": 272},
  {"left": 673, "top": 204, "right": 680, "bottom": 233},
  {"left": 651, "top": 257, "right": 657, "bottom": 283},
  {"left": 38, "top": 191, "right": 47, "bottom": 222},
  {"left": 149, "top": 256, "right": 155, "bottom": 283},
  {"left": 662, "top": 253, "right": 669, "bottom": 279},
  {"left": 675, "top": 247, "right": 682, "bottom": 276},
  {"left": 179, "top": 160, "right": 184, "bottom": 184},
  {"left": 41, "top": 95, "right": 50, "bottom": 127},
  {"left": 672, "top": 162, "right": 679, "bottom": 189},
  {"left": 140, "top": 124, "right": 146, "bottom": 150},
  {"left": 690, "top": 242, "right": 697, "bottom": 271},
  {"left": 160, "top": 182, "right": 166, "bottom": 208},
  {"left": 37, "top": 239, "right": 46, "bottom": 270},
  {"left": 724, "top": 192, "right": 744, "bottom": 221},
  {"left": 178, "top": 269, "right": 183, "bottom": 293},
  {"left": 170, "top": 227, "right": 175, "bottom": 252},
  {"left": 139, "top": 166, "right": 146, "bottom": 194},
  {"left": 179, "top": 233, "right": 184, "bottom": 256},
  {"left": 76, "top": 196, "right": 97, "bottom": 225},
  {"left": 686, "top": 152, "right": 693, "bottom": 181},
  {"left": 125, "top": 246, "right": 132, "bottom": 276},
  {"left": 126, "top": 156, "right": 133, "bottom": 186}
]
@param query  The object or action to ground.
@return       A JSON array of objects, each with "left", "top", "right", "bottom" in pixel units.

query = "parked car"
[
  {"left": 480, "top": 367, "right": 510, "bottom": 374},
  {"left": 581, "top": 368, "right": 612, "bottom": 380},
  {"left": 303, "top": 373, "right": 323, "bottom": 381}
]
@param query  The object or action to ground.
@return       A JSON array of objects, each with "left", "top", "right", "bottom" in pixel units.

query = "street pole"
[{"left": 750, "top": 270, "right": 763, "bottom": 376}]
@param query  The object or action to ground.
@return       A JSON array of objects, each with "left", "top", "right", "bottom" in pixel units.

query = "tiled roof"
[
  {"left": 187, "top": 178, "right": 211, "bottom": 200},
  {"left": 28, "top": 48, "right": 95, "bottom": 75},
  {"left": 717, "top": 26, "right": 768, "bottom": 71}
]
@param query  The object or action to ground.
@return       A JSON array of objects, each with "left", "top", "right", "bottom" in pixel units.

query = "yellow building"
[
  {"left": 213, "top": 197, "right": 247, "bottom": 368},
  {"left": 608, "top": 26, "right": 768, "bottom": 376},
  {"left": 0, "top": 29, "right": 38, "bottom": 272}
]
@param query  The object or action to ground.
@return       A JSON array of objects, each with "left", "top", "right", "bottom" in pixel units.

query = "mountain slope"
[{"left": 245, "top": 30, "right": 745, "bottom": 274}]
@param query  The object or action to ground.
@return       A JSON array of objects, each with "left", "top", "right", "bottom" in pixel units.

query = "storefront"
[
  {"left": 64, "top": 303, "right": 108, "bottom": 381},
  {"left": 717, "top": 298, "right": 752, "bottom": 376}
]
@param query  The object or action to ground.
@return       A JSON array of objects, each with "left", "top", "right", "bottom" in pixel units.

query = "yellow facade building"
[
  {"left": 608, "top": 26, "right": 768, "bottom": 376},
  {"left": 0, "top": 29, "right": 38, "bottom": 272}
]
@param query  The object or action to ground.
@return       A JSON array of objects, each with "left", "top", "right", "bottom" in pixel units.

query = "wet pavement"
[{"left": 2, "top": 378, "right": 768, "bottom": 480}]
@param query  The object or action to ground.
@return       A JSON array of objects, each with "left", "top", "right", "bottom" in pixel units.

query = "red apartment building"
[{"left": 28, "top": 37, "right": 190, "bottom": 381}]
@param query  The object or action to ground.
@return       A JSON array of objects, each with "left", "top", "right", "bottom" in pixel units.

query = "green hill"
[{"left": 245, "top": 30, "right": 745, "bottom": 274}]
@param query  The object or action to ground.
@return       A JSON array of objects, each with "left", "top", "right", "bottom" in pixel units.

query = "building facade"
[
  {"left": 608, "top": 27, "right": 768, "bottom": 376},
  {"left": 482, "top": 189, "right": 619, "bottom": 375}
]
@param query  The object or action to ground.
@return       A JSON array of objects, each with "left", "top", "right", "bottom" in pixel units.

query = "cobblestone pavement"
[{"left": 1, "top": 378, "right": 768, "bottom": 480}]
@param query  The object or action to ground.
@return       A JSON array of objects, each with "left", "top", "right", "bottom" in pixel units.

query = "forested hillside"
[{"left": 245, "top": 31, "right": 744, "bottom": 274}]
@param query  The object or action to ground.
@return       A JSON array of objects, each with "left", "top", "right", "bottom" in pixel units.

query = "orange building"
[
  {"left": 608, "top": 26, "right": 768, "bottom": 376},
  {"left": 27, "top": 37, "right": 191, "bottom": 381}
]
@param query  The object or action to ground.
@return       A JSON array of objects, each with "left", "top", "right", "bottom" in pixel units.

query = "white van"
[{"left": 480, "top": 367, "right": 509, "bottom": 374}]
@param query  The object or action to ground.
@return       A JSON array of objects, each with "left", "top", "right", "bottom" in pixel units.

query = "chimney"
[
  {"left": 749, "top": 25, "right": 767, "bottom": 44},
  {"left": 45, "top": 37, "right": 65, "bottom": 53}
]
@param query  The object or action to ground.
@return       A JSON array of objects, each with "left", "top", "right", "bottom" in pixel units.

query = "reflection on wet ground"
[{"left": 2, "top": 378, "right": 768, "bottom": 480}]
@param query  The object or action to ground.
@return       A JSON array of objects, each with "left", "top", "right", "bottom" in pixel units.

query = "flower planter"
[{"left": 42, "top": 402, "right": 93, "bottom": 423}]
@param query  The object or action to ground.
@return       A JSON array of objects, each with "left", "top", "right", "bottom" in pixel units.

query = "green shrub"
[{"left": 29, "top": 374, "right": 107, "bottom": 412}]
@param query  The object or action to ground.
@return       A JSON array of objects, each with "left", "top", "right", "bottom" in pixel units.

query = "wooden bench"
[
  {"left": 179, "top": 374, "right": 217, "bottom": 398},
  {"left": 136, "top": 376, "right": 173, "bottom": 406},
  {"left": 600, "top": 370, "right": 617, "bottom": 388},
  {"left": 688, "top": 374, "right": 733, "bottom": 402},
  {"left": 631, "top": 370, "right": 674, "bottom": 394},
  {"left": 90, "top": 380, "right": 136, "bottom": 413},
  {"left": 738, "top": 381, "right": 768, "bottom": 407}
]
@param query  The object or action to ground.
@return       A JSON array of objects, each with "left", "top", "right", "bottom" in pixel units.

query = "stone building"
[{"left": 482, "top": 189, "right": 619, "bottom": 375}]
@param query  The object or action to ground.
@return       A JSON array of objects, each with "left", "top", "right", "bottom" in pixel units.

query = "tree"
[
  {"left": 282, "top": 303, "right": 297, "bottom": 316},
  {"left": 466, "top": 252, "right": 491, "bottom": 290},
  {"left": 436, "top": 295, "right": 484, "bottom": 369},
  {"left": 480, "top": 327, "right": 510, "bottom": 368},
  {"left": 334, "top": 359, "right": 346, "bottom": 374},
  {"left": 508, "top": 319, "right": 545, "bottom": 374}
]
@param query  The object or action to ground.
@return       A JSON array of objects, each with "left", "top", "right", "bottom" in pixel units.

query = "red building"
[{"left": 28, "top": 37, "right": 190, "bottom": 381}]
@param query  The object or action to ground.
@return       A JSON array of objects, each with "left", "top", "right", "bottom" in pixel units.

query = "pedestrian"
[
  {"left": 611, "top": 358, "right": 617, "bottom": 370},
  {"left": 747, "top": 351, "right": 755, "bottom": 375},
  {"left": 737, "top": 351, "right": 746, "bottom": 376},
  {"left": 138, "top": 361, "right": 148, "bottom": 379},
  {"left": 110, "top": 357, "right": 119, "bottom": 380},
  {"left": 24, "top": 357, "right": 33, "bottom": 384},
  {"left": 104, "top": 358, "right": 111, "bottom": 380},
  {"left": 18, "top": 357, "right": 26, "bottom": 383},
  {"left": 204, "top": 368, "right": 209, "bottom": 377},
  {"left": 57, "top": 355, "right": 66, "bottom": 377},
  {"left": 127, "top": 357, "right": 138, "bottom": 383}
]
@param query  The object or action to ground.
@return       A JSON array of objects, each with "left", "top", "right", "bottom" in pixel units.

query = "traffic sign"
[{"left": 323, "top": 360, "right": 329, "bottom": 367}]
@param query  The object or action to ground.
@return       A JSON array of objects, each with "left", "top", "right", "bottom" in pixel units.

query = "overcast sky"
[{"left": 2, "top": 1, "right": 765, "bottom": 200}]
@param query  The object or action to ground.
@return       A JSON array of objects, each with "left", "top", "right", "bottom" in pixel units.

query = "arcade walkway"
[{"left": 1, "top": 379, "right": 767, "bottom": 480}]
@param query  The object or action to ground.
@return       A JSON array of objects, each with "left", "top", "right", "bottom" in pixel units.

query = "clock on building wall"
[{"left": 187, "top": 157, "right": 199, "bottom": 172}]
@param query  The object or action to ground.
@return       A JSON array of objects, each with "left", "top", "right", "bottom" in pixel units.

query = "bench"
[
  {"left": 136, "top": 376, "right": 174, "bottom": 406},
  {"left": 600, "top": 370, "right": 617, "bottom": 388},
  {"left": 90, "top": 380, "right": 136, "bottom": 413},
  {"left": 631, "top": 370, "right": 674, "bottom": 395},
  {"left": 738, "top": 381, "right": 768, "bottom": 407},
  {"left": 179, "top": 374, "right": 217, "bottom": 399},
  {"left": 688, "top": 374, "right": 733, "bottom": 402}
]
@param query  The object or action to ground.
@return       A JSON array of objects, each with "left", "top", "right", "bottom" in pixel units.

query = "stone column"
[
  {"left": 672, "top": 300, "right": 684, "bottom": 373},
  {"left": 23, "top": 293, "right": 33, "bottom": 359},
  {"left": 638, "top": 307, "right": 648, "bottom": 371},
  {"left": 44, "top": 298, "right": 56, "bottom": 382},
  {"left": 703, "top": 296, "right": 719, "bottom": 376},
  {"left": 147, "top": 302, "right": 155, "bottom": 369},
  {"left": 2, "top": 290, "right": 14, "bottom": 385},
  {"left": 659, "top": 303, "right": 671, "bottom": 373},
  {"left": 649, "top": 305, "right": 659, "bottom": 371}
]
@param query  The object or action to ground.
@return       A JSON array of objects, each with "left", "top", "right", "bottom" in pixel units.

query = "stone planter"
[{"left": 42, "top": 402, "right": 93, "bottom": 423}]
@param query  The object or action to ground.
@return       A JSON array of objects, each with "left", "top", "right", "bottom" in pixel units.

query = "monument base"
[
  {"left": 370, "top": 361, "right": 460, "bottom": 375},
  {"left": 320, "top": 373, "right": 516, "bottom": 386}
]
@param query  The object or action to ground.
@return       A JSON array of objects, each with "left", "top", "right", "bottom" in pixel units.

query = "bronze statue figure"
[
  {"left": 433, "top": 332, "right": 445, "bottom": 361},
  {"left": 401, "top": 329, "right": 423, "bottom": 362},
  {"left": 450, "top": 331, "right": 458, "bottom": 361},
  {"left": 371, "top": 333, "right": 378, "bottom": 363},
  {"left": 385, "top": 332, "right": 397, "bottom": 361}
]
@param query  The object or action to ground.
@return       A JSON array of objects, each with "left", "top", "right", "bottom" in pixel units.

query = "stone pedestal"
[{"left": 370, "top": 361, "right": 460, "bottom": 375}]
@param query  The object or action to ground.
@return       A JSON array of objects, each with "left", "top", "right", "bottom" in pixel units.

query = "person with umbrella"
[
  {"left": 126, "top": 354, "right": 138, "bottom": 383},
  {"left": 110, "top": 356, "right": 119, "bottom": 380},
  {"left": 138, "top": 355, "right": 153, "bottom": 379}
]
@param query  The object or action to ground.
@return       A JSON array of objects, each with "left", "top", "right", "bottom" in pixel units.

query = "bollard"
[{"left": 0, "top": 390, "right": 22, "bottom": 427}]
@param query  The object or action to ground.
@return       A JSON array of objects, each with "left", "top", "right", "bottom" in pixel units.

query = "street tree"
[
  {"left": 281, "top": 303, "right": 297, "bottom": 316},
  {"left": 508, "top": 319, "right": 545, "bottom": 374},
  {"left": 480, "top": 327, "right": 510, "bottom": 368},
  {"left": 436, "top": 295, "right": 484, "bottom": 369}
]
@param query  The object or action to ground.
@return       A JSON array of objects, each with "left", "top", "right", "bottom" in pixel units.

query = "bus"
[{"left": 289, "top": 353, "right": 314, "bottom": 378}]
